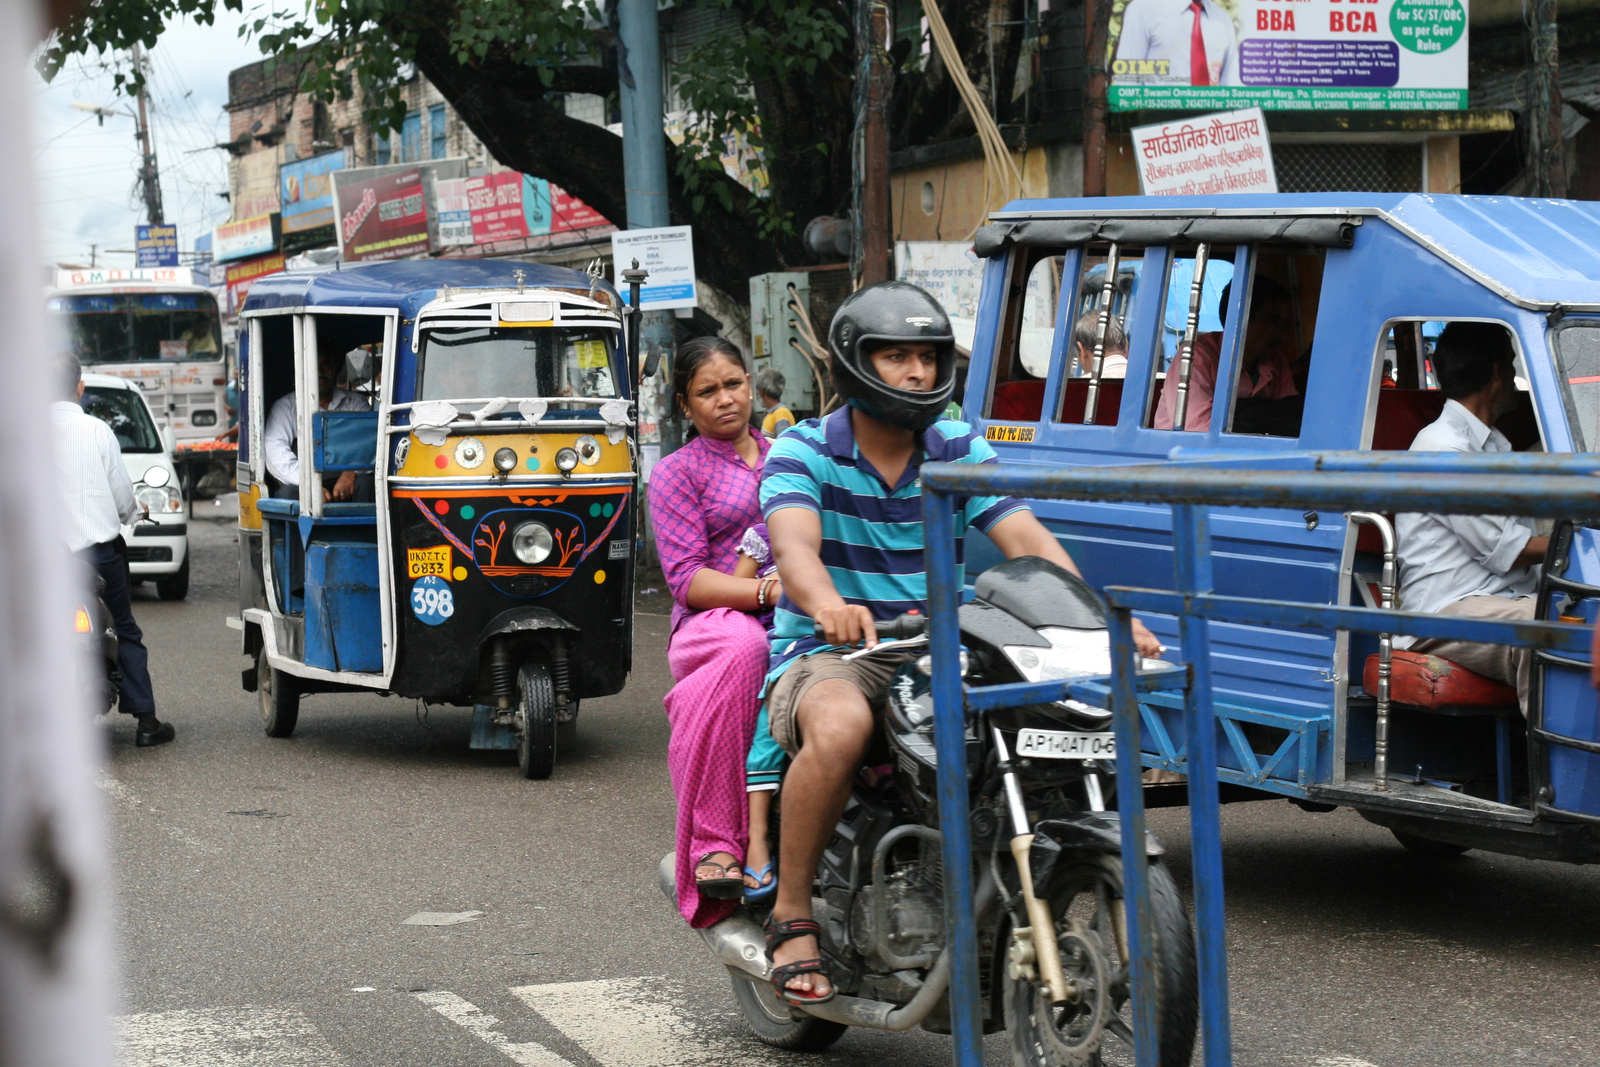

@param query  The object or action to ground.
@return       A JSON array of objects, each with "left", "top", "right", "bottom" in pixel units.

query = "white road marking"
[
  {"left": 1311, "top": 1057, "right": 1383, "bottom": 1067},
  {"left": 117, "top": 1006, "right": 345, "bottom": 1067},
  {"left": 414, "top": 990, "right": 574, "bottom": 1067},
  {"left": 512, "top": 977, "right": 784, "bottom": 1067}
]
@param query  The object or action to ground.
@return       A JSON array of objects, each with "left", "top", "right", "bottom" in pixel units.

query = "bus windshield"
[
  {"left": 417, "top": 326, "right": 617, "bottom": 402},
  {"left": 49, "top": 291, "right": 224, "bottom": 365},
  {"left": 81, "top": 385, "right": 163, "bottom": 454}
]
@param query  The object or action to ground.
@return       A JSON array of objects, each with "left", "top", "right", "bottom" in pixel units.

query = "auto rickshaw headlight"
[
  {"left": 512, "top": 522, "right": 554, "bottom": 564},
  {"left": 493, "top": 447, "right": 518, "bottom": 473},
  {"left": 554, "top": 447, "right": 579, "bottom": 473}
]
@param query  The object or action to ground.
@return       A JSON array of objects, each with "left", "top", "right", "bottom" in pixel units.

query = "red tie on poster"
[{"left": 1189, "top": 0, "right": 1210, "bottom": 86}]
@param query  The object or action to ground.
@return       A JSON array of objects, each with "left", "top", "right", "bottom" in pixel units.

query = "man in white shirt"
[
  {"left": 264, "top": 348, "right": 370, "bottom": 500},
  {"left": 1396, "top": 322, "right": 1546, "bottom": 712},
  {"left": 51, "top": 352, "right": 174, "bottom": 746},
  {"left": 1115, "top": 0, "right": 1240, "bottom": 87}
]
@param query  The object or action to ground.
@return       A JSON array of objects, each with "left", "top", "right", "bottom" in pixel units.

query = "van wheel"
[
  {"left": 156, "top": 555, "right": 190, "bottom": 601},
  {"left": 730, "top": 975, "right": 847, "bottom": 1051},
  {"left": 1391, "top": 830, "right": 1472, "bottom": 858},
  {"left": 517, "top": 662, "right": 557, "bottom": 780},
  {"left": 258, "top": 648, "right": 299, "bottom": 737}
]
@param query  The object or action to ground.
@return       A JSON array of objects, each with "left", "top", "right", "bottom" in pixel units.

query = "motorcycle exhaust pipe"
[{"left": 658, "top": 854, "right": 770, "bottom": 982}]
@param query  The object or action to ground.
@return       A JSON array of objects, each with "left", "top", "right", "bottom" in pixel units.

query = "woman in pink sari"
[{"left": 648, "top": 337, "right": 780, "bottom": 927}]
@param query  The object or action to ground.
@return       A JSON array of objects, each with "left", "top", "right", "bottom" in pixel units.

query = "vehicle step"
[{"left": 1308, "top": 773, "right": 1537, "bottom": 826}]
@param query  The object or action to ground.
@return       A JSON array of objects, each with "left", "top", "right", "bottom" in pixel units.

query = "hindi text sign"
[{"left": 1131, "top": 108, "right": 1278, "bottom": 197}]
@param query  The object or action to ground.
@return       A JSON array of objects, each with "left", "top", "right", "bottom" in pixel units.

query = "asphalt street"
[{"left": 102, "top": 516, "right": 1600, "bottom": 1067}]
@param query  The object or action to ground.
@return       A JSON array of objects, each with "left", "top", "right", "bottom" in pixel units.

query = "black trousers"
[{"left": 79, "top": 538, "right": 156, "bottom": 717}]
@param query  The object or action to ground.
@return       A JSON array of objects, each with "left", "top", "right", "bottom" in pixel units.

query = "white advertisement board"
[
  {"left": 1131, "top": 107, "right": 1278, "bottom": 196},
  {"left": 610, "top": 226, "right": 697, "bottom": 311},
  {"left": 432, "top": 177, "right": 474, "bottom": 247},
  {"left": 1110, "top": 0, "right": 1468, "bottom": 112},
  {"left": 894, "top": 241, "right": 985, "bottom": 353}
]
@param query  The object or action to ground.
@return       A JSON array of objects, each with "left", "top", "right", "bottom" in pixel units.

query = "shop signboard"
[
  {"left": 224, "top": 252, "right": 287, "bottom": 315},
  {"left": 610, "top": 226, "right": 697, "bottom": 311},
  {"left": 466, "top": 171, "right": 611, "bottom": 244},
  {"left": 135, "top": 224, "right": 179, "bottom": 268},
  {"left": 280, "top": 149, "right": 347, "bottom": 234},
  {"left": 334, "top": 167, "right": 430, "bottom": 262},
  {"left": 550, "top": 185, "right": 608, "bottom": 233},
  {"left": 1131, "top": 107, "right": 1278, "bottom": 195},
  {"left": 895, "top": 241, "right": 984, "bottom": 353},
  {"left": 433, "top": 177, "right": 474, "bottom": 247},
  {"left": 212, "top": 214, "right": 279, "bottom": 263},
  {"left": 1109, "top": 0, "right": 1468, "bottom": 111}
]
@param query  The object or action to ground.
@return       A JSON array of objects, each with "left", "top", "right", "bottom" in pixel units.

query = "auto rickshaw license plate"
[
  {"left": 407, "top": 545, "right": 452, "bottom": 578},
  {"left": 1016, "top": 729, "right": 1115, "bottom": 760}
]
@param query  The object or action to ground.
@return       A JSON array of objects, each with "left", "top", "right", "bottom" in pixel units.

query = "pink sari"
[{"left": 647, "top": 433, "right": 772, "bottom": 927}]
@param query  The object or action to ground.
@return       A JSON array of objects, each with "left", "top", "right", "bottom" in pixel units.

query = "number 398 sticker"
[{"left": 410, "top": 575, "right": 455, "bottom": 626}]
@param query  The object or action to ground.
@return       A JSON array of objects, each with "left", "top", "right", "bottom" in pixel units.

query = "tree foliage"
[{"left": 42, "top": 0, "right": 1026, "bottom": 298}]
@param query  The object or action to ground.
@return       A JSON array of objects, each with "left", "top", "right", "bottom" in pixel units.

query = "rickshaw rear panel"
[{"left": 965, "top": 192, "right": 1600, "bottom": 858}]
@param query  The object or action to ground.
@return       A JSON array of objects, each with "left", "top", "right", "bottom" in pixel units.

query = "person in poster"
[{"left": 1114, "top": 0, "right": 1240, "bottom": 87}]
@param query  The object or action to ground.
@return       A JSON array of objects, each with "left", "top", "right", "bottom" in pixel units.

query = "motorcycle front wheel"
[
  {"left": 1004, "top": 852, "right": 1197, "bottom": 1067},
  {"left": 730, "top": 975, "right": 847, "bottom": 1052}
]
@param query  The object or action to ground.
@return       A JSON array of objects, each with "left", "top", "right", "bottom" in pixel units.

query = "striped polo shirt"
[{"left": 760, "top": 407, "right": 1026, "bottom": 689}]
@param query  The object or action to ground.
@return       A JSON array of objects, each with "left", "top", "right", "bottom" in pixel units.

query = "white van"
[{"left": 80, "top": 372, "right": 190, "bottom": 600}]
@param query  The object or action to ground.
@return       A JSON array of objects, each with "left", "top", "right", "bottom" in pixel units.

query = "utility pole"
[
  {"left": 1083, "top": 0, "right": 1110, "bottom": 197},
  {"left": 617, "top": 0, "right": 680, "bottom": 452},
  {"left": 1528, "top": 0, "right": 1567, "bottom": 197},
  {"left": 130, "top": 43, "right": 164, "bottom": 225},
  {"left": 853, "top": 0, "right": 892, "bottom": 287}
]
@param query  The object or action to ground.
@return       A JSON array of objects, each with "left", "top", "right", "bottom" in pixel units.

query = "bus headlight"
[
  {"left": 554, "top": 447, "right": 579, "bottom": 473},
  {"left": 512, "top": 522, "right": 554, "bottom": 564}
]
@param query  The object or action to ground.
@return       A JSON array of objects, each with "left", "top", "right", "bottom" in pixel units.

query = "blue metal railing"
[{"left": 920, "top": 452, "right": 1600, "bottom": 1067}]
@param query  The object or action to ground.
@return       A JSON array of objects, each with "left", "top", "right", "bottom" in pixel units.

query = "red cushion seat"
[{"left": 1363, "top": 650, "right": 1518, "bottom": 713}]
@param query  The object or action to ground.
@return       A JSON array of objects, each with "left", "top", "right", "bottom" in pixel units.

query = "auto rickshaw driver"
[{"left": 264, "top": 346, "right": 371, "bottom": 501}]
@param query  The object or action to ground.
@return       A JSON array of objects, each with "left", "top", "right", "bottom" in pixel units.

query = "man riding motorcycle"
[{"left": 756, "top": 281, "right": 1163, "bottom": 1005}]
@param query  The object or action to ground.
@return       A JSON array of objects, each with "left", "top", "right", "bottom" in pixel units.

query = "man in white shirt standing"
[
  {"left": 264, "top": 348, "right": 369, "bottom": 500},
  {"left": 1396, "top": 322, "right": 1547, "bottom": 712},
  {"left": 51, "top": 352, "right": 174, "bottom": 746},
  {"left": 1115, "top": 0, "right": 1240, "bottom": 87}
]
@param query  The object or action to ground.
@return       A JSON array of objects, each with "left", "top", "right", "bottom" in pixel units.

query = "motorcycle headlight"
[
  {"left": 141, "top": 466, "right": 170, "bottom": 488},
  {"left": 512, "top": 522, "right": 554, "bottom": 564},
  {"left": 554, "top": 447, "right": 579, "bottom": 473}
]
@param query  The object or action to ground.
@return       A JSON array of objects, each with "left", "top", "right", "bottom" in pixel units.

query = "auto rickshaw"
[
  {"left": 229, "top": 259, "right": 639, "bottom": 778},
  {"left": 964, "top": 192, "right": 1600, "bottom": 861}
]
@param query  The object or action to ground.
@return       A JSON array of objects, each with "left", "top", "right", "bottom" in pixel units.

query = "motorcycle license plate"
[{"left": 1015, "top": 728, "right": 1115, "bottom": 760}]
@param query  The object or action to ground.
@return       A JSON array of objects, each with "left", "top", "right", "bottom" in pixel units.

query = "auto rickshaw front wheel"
[
  {"left": 258, "top": 647, "right": 299, "bottom": 738},
  {"left": 517, "top": 661, "right": 558, "bottom": 780}
]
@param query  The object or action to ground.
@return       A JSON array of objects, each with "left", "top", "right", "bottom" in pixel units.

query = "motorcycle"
[
  {"left": 73, "top": 575, "right": 119, "bottom": 716},
  {"left": 663, "top": 556, "right": 1199, "bottom": 1066}
]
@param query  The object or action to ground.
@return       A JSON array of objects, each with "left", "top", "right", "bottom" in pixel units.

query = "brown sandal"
[{"left": 694, "top": 852, "right": 745, "bottom": 899}]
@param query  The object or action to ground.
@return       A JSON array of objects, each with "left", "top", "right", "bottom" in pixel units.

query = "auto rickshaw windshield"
[
  {"left": 1556, "top": 320, "right": 1600, "bottom": 450},
  {"left": 417, "top": 326, "right": 617, "bottom": 402}
]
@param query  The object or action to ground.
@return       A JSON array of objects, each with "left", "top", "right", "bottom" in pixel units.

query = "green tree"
[{"left": 43, "top": 0, "right": 1030, "bottom": 298}]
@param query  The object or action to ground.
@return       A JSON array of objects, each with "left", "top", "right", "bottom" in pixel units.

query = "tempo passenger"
[
  {"left": 1153, "top": 276, "right": 1299, "bottom": 432},
  {"left": 1395, "top": 322, "right": 1545, "bottom": 711}
]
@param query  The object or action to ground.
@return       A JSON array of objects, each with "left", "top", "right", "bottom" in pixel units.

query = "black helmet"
[{"left": 828, "top": 281, "right": 956, "bottom": 431}]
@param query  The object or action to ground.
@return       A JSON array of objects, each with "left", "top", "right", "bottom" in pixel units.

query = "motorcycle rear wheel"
[
  {"left": 730, "top": 975, "right": 848, "bottom": 1052},
  {"left": 1003, "top": 852, "right": 1197, "bottom": 1067}
]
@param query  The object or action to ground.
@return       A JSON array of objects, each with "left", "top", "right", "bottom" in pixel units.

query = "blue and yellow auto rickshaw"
[
  {"left": 230, "top": 260, "right": 638, "bottom": 778},
  {"left": 962, "top": 193, "right": 1600, "bottom": 860}
]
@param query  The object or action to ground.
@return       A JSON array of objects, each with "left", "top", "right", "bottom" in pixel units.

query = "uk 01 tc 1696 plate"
[{"left": 1015, "top": 728, "right": 1115, "bottom": 760}]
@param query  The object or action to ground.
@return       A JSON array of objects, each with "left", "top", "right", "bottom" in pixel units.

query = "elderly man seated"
[{"left": 1395, "top": 321, "right": 1547, "bottom": 711}]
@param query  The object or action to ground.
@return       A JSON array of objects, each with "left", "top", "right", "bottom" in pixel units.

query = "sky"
[{"left": 31, "top": 4, "right": 285, "bottom": 267}]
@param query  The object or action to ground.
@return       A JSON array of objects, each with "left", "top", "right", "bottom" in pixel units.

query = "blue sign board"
[
  {"left": 136, "top": 224, "right": 179, "bottom": 268},
  {"left": 280, "top": 149, "right": 347, "bottom": 234}
]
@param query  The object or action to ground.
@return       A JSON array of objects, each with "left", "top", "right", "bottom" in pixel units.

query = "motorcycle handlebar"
[{"left": 812, "top": 612, "right": 928, "bottom": 642}]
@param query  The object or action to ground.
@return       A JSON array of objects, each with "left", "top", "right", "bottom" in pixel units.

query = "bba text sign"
[
  {"left": 1110, "top": 0, "right": 1468, "bottom": 111},
  {"left": 610, "top": 226, "right": 697, "bottom": 311}
]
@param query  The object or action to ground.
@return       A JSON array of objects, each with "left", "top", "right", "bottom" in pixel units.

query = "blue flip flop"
[{"left": 743, "top": 861, "right": 777, "bottom": 904}]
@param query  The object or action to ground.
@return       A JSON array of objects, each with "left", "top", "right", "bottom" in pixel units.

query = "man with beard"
[{"left": 1394, "top": 321, "right": 1547, "bottom": 712}]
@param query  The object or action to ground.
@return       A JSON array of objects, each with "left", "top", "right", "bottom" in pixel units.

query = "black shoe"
[{"left": 134, "top": 716, "right": 175, "bottom": 747}]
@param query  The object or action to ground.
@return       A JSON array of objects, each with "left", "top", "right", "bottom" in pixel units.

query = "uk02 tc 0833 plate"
[{"left": 1015, "top": 728, "right": 1115, "bottom": 760}]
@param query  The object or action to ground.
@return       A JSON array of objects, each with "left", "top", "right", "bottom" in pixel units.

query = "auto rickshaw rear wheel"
[
  {"left": 258, "top": 647, "right": 299, "bottom": 738},
  {"left": 517, "top": 661, "right": 557, "bottom": 780}
]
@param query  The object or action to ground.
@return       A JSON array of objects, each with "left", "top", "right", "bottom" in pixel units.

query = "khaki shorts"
[{"left": 765, "top": 648, "right": 919, "bottom": 756}]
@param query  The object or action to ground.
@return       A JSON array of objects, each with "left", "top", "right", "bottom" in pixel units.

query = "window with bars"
[{"left": 1273, "top": 143, "right": 1424, "bottom": 193}]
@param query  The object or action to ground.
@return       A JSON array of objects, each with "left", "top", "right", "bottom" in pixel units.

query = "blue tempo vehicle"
[
  {"left": 963, "top": 193, "right": 1600, "bottom": 862},
  {"left": 232, "top": 260, "right": 638, "bottom": 779}
]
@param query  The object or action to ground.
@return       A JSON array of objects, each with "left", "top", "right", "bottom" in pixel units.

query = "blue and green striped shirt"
[{"left": 760, "top": 408, "right": 1025, "bottom": 690}]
